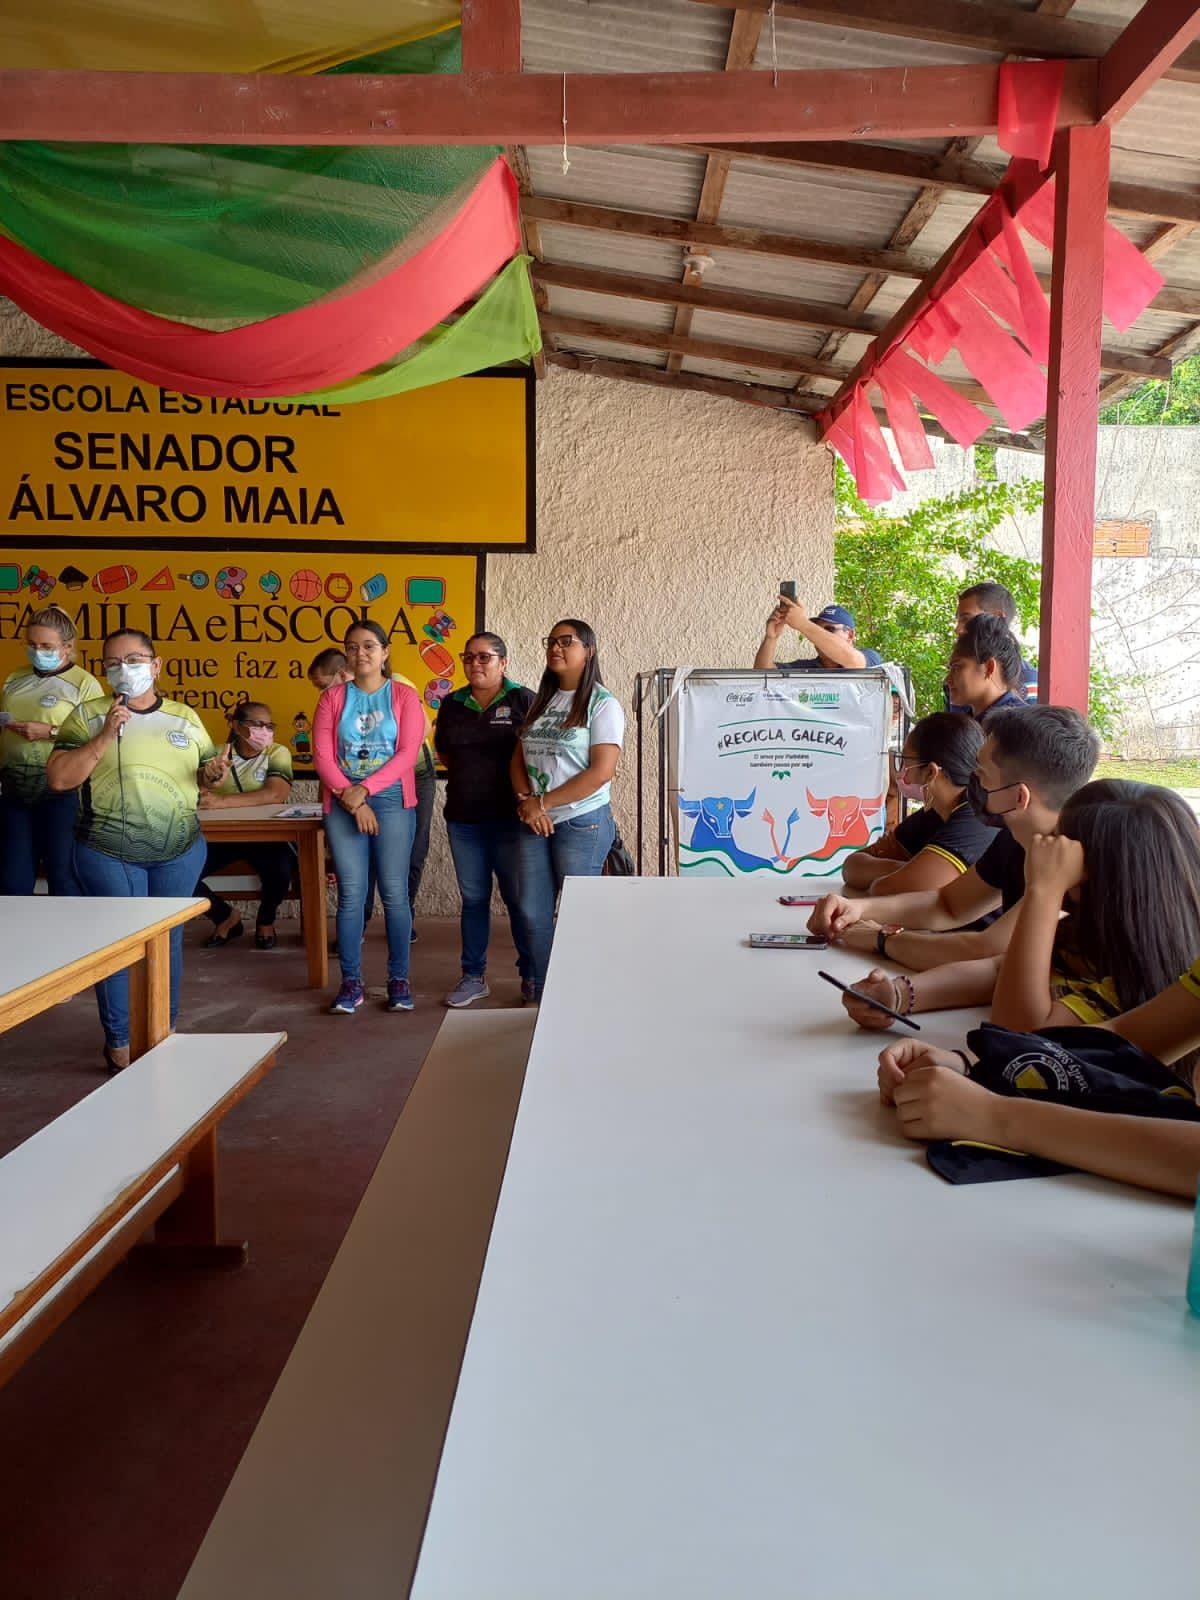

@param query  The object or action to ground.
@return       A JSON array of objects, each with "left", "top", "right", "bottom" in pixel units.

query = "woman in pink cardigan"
[{"left": 313, "top": 620, "right": 425, "bottom": 1015}]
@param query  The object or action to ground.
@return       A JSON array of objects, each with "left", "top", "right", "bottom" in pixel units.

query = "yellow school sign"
[
  {"left": 0, "top": 549, "right": 480, "bottom": 772},
  {"left": 0, "top": 364, "right": 532, "bottom": 549}
]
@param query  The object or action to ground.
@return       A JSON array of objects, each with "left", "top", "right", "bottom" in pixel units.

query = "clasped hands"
[
  {"left": 338, "top": 783, "right": 379, "bottom": 835},
  {"left": 518, "top": 793, "right": 553, "bottom": 836}
]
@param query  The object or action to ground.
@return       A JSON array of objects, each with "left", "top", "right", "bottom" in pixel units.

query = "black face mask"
[{"left": 968, "top": 774, "right": 1018, "bottom": 829}]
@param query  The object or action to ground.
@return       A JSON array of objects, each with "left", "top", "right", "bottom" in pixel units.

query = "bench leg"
[
  {"left": 143, "top": 1128, "right": 247, "bottom": 1268},
  {"left": 298, "top": 827, "right": 329, "bottom": 990},
  {"left": 128, "top": 930, "right": 171, "bottom": 1062}
]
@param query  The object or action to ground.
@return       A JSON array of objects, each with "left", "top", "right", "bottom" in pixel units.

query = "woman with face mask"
[
  {"left": 0, "top": 605, "right": 103, "bottom": 894},
  {"left": 194, "top": 699, "right": 295, "bottom": 951},
  {"left": 47, "top": 628, "right": 218, "bottom": 1073},
  {"left": 842, "top": 713, "right": 993, "bottom": 894}
]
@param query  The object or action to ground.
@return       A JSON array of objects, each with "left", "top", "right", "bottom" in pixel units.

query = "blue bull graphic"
[{"left": 679, "top": 788, "right": 788, "bottom": 873}]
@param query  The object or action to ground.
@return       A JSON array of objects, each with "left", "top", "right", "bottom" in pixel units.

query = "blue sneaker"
[
  {"left": 386, "top": 978, "right": 414, "bottom": 1013},
  {"left": 329, "top": 978, "right": 364, "bottom": 1015},
  {"left": 446, "top": 974, "right": 490, "bottom": 1008}
]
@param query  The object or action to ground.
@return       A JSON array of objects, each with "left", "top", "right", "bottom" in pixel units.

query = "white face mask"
[{"left": 106, "top": 662, "right": 155, "bottom": 699}]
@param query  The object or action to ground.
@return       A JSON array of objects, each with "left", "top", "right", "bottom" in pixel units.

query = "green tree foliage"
[
  {"left": 1099, "top": 351, "right": 1200, "bottom": 425},
  {"left": 833, "top": 461, "right": 1122, "bottom": 739}
]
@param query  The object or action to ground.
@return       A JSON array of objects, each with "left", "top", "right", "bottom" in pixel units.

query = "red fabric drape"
[
  {"left": 883, "top": 347, "right": 992, "bottom": 448},
  {"left": 1017, "top": 180, "right": 1163, "bottom": 333},
  {"left": 0, "top": 157, "right": 521, "bottom": 397},
  {"left": 997, "top": 61, "right": 1065, "bottom": 170},
  {"left": 874, "top": 369, "right": 934, "bottom": 473}
]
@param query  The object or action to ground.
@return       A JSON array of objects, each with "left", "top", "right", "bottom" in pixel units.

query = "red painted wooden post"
[{"left": 1040, "top": 123, "right": 1111, "bottom": 714}]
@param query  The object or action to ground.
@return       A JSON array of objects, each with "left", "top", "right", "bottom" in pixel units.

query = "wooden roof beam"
[
  {"left": 533, "top": 260, "right": 1169, "bottom": 377},
  {"left": 1098, "top": 0, "right": 1200, "bottom": 123},
  {"left": 685, "top": 140, "right": 1200, "bottom": 226},
  {"left": 524, "top": 195, "right": 1200, "bottom": 319},
  {"left": 0, "top": 60, "right": 1099, "bottom": 145},
  {"left": 688, "top": 0, "right": 1200, "bottom": 87}
]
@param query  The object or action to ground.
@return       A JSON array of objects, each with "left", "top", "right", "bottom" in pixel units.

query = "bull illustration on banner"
[{"left": 680, "top": 786, "right": 886, "bottom": 875}]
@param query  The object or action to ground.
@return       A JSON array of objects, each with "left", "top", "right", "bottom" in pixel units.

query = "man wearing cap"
[{"left": 754, "top": 598, "right": 883, "bottom": 672}]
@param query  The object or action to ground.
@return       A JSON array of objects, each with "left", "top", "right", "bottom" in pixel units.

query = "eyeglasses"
[
  {"left": 461, "top": 651, "right": 498, "bottom": 665},
  {"left": 543, "top": 635, "right": 581, "bottom": 649},
  {"left": 345, "top": 640, "right": 383, "bottom": 653},
  {"left": 101, "top": 653, "right": 154, "bottom": 669},
  {"left": 239, "top": 717, "right": 274, "bottom": 731}
]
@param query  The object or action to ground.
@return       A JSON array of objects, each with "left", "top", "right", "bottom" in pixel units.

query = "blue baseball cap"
[{"left": 811, "top": 604, "right": 856, "bottom": 630}]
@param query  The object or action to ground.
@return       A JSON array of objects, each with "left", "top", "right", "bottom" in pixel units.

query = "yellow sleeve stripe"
[
  {"left": 1180, "top": 964, "right": 1200, "bottom": 1001},
  {"left": 1057, "top": 990, "right": 1112, "bottom": 1025},
  {"left": 922, "top": 844, "right": 968, "bottom": 874}
]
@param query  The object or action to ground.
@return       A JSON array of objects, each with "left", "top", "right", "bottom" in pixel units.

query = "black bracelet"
[{"left": 876, "top": 929, "right": 889, "bottom": 957}]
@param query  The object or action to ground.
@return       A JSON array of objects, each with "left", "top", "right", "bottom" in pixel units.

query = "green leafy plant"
[
  {"left": 833, "top": 461, "right": 1124, "bottom": 741},
  {"left": 1099, "top": 351, "right": 1200, "bottom": 425}
]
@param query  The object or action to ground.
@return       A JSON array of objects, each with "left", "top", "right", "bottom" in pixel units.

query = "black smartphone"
[
  {"left": 817, "top": 969, "right": 921, "bottom": 1030},
  {"left": 748, "top": 932, "right": 828, "bottom": 950},
  {"left": 779, "top": 580, "right": 798, "bottom": 602}
]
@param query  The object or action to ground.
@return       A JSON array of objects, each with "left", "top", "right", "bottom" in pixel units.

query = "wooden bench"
[
  {"left": 0, "top": 1030, "right": 285, "bottom": 1388},
  {"left": 180, "top": 1010, "right": 535, "bottom": 1600}
]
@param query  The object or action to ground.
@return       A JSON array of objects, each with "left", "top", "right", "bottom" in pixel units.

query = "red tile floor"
[{"left": 0, "top": 914, "right": 521, "bottom": 1599}]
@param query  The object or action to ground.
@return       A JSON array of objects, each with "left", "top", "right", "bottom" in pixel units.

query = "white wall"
[{"left": 0, "top": 308, "right": 836, "bottom": 908}]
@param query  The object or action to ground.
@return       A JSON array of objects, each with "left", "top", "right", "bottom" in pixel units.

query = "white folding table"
[{"left": 411, "top": 876, "right": 1199, "bottom": 1600}]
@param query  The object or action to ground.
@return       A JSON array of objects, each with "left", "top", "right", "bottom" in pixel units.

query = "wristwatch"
[{"left": 876, "top": 923, "right": 903, "bottom": 956}]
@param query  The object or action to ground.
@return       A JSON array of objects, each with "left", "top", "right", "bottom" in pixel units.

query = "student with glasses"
[
  {"left": 194, "top": 699, "right": 296, "bottom": 950},
  {"left": 0, "top": 604, "right": 103, "bottom": 895},
  {"left": 313, "top": 620, "right": 425, "bottom": 1015},
  {"left": 47, "top": 628, "right": 218, "bottom": 1074},
  {"left": 434, "top": 633, "right": 537, "bottom": 1007},
  {"left": 511, "top": 619, "right": 624, "bottom": 997}
]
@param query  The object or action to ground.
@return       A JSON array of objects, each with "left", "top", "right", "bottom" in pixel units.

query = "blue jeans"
[
  {"left": 447, "top": 818, "right": 535, "bottom": 980},
  {"left": 361, "top": 760, "right": 434, "bottom": 929},
  {"left": 325, "top": 781, "right": 415, "bottom": 984},
  {"left": 73, "top": 832, "right": 208, "bottom": 1049},
  {"left": 0, "top": 789, "right": 81, "bottom": 895},
  {"left": 519, "top": 803, "right": 615, "bottom": 994}
]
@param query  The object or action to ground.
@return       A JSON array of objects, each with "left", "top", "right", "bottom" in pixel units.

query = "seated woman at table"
[
  {"left": 195, "top": 699, "right": 295, "bottom": 951},
  {"left": 943, "top": 614, "right": 1027, "bottom": 721},
  {"left": 47, "top": 628, "right": 219, "bottom": 1073},
  {"left": 842, "top": 713, "right": 992, "bottom": 894},
  {"left": 876, "top": 954, "right": 1200, "bottom": 1200},
  {"left": 842, "top": 780, "right": 1200, "bottom": 1037},
  {"left": 0, "top": 605, "right": 103, "bottom": 895},
  {"left": 313, "top": 620, "right": 425, "bottom": 1015},
  {"left": 511, "top": 618, "right": 624, "bottom": 997}
]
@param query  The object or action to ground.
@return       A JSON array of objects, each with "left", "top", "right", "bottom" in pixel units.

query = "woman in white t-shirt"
[{"left": 511, "top": 618, "right": 624, "bottom": 997}]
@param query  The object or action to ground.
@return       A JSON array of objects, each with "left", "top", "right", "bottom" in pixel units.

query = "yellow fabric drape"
[{"left": 0, "top": 0, "right": 459, "bottom": 73}]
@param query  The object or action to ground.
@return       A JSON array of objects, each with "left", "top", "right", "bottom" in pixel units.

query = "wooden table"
[
  {"left": 199, "top": 804, "right": 328, "bottom": 989},
  {"left": 0, "top": 895, "right": 207, "bottom": 1059},
  {"left": 408, "top": 877, "right": 1199, "bottom": 1600}
]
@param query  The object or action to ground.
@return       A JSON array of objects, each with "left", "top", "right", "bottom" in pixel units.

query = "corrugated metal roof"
[{"left": 517, "top": 0, "right": 1200, "bottom": 446}]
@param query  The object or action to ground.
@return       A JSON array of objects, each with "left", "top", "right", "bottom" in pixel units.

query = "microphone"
[{"left": 115, "top": 691, "right": 127, "bottom": 739}]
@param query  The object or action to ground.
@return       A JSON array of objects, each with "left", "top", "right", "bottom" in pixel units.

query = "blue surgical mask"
[{"left": 28, "top": 645, "right": 63, "bottom": 673}]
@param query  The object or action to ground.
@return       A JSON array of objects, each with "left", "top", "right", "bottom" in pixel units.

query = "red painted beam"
[
  {"left": 0, "top": 60, "right": 1099, "bottom": 146},
  {"left": 461, "top": 0, "right": 522, "bottom": 73},
  {"left": 1098, "top": 0, "right": 1200, "bottom": 123},
  {"left": 1040, "top": 124, "right": 1110, "bottom": 714}
]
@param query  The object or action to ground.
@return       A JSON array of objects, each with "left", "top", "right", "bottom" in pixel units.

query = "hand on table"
[
  {"left": 877, "top": 1042, "right": 993, "bottom": 1143},
  {"left": 808, "top": 894, "right": 863, "bottom": 940},
  {"left": 842, "top": 968, "right": 905, "bottom": 1033},
  {"left": 1024, "top": 833, "right": 1086, "bottom": 899},
  {"left": 837, "top": 919, "right": 884, "bottom": 954}
]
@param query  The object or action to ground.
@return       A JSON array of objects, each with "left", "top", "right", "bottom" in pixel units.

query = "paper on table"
[{"left": 275, "top": 804, "right": 323, "bottom": 819}]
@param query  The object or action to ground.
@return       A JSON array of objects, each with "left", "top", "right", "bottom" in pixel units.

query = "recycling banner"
[{"left": 675, "top": 671, "right": 891, "bottom": 877}]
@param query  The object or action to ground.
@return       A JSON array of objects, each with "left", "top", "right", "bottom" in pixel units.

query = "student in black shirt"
[
  {"left": 434, "top": 632, "right": 537, "bottom": 1008},
  {"left": 807, "top": 706, "right": 1099, "bottom": 1026},
  {"left": 843, "top": 713, "right": 992, "bottom": 896}
]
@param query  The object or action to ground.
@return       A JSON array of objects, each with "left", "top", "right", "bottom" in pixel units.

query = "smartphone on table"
[
  {"left": 748, "top": 932, "right": 828, "bottom": 950},
  {"left": 778, "top": 894, "right": 822, "bottom": 907}
]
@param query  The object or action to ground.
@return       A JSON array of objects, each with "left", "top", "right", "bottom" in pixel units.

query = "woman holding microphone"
[{"left": 47, "top": 628, "right": 219, "bottom": 1072}]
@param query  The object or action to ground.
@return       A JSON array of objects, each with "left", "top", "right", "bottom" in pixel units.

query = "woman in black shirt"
[
  {"left": 434, "top": 632, "right": 537, "bottom": 1008},
  {"left": 843, "top": 712, "right": 994, "bottom": 895}
]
